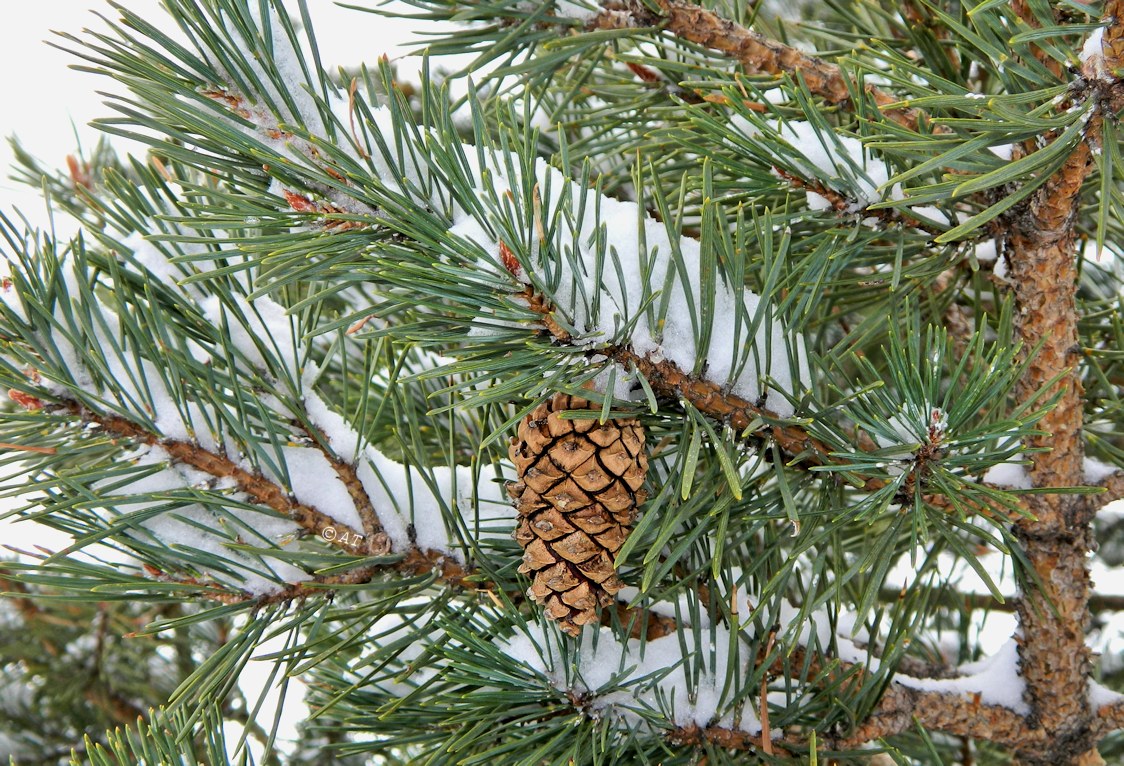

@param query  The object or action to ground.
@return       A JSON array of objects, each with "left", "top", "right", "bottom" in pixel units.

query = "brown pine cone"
[{"left": 508, "top": 393, "right": 648, "bottom": 636}]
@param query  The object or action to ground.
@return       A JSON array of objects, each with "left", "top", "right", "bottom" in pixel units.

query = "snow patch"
[
  {"left": 896, "top": 637, "right": 1029, "bottom": 714},
  {"left": 1084, "top": 456, "right": 1117, "bottom": 484},
  {"left": 983, "top": 461, "right": 1031, "bottom": 489},
  {"left": 118, "top": 447, "right": 310, "bottom": 595},
  {"left": 974, "top": 240, "right": 998, "bottom": 263},
  {"left": 1091, "top": 679, "right": 1124, "bottom": 710},
  {"left": 278, "top": 445, "right": 364, "bottom": 532},
  {"left": 354, "top": 451, "right": 513, "bottom": 562},
  {"left": 499, "top": 622, "right": 771, "bottom": 734},
  {"left": 1081, "top": 27, "right": 1110, "bottom": 80},
  {"left": 446, "top": 149, "right": 811, "bottom": 416}
]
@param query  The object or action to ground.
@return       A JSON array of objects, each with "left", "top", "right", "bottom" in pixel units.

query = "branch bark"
[
  {"left": 1000, "top": 4, "right": 1124, "bottom": 763},
  {"left": 54, "top": 400, "right": 370, "bottom": 557},
  {"left": 1092, "top": 470, "right": 1124, "bottom": 509},
  {"left": 587, "top": 0, "right": 928, "bottom": 130}
]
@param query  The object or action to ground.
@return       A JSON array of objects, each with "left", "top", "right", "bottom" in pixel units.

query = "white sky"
[{"left": 0, "top": 0, "right": 452, "bottom": 223}]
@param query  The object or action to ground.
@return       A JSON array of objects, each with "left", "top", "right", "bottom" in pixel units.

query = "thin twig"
[
  {"left": 587, "top": 0, "right": 929, "bottom": 131},
  {"left": 49, "top": 398, "right": 368, "bottom": 555}
]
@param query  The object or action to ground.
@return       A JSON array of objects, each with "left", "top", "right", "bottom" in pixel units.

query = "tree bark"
[{"left": 1004, "top": 7, "right": 1112, "bottom": 761}]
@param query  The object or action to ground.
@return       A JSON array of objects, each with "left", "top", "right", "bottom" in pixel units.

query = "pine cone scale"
[{"left": 509, "top": 393, "right": 648, "bottom": 636}]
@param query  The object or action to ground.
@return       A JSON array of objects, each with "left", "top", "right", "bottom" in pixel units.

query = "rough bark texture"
[
  {"left": 1007, "top": 146, "right": 1095, "bottom": 761},
  {"left": 1002, "top": 4, "right": 1121, "bottom": 762}
]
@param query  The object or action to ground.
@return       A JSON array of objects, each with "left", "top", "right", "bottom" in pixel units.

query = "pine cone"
[{"left": 508, "top": 393, "right": 648, "bottom": 636}]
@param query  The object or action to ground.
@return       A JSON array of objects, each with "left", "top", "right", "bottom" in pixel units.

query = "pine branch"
[
  {"left": 16, "top": 395, "right": 502, "bottom": 602},
  {"left": 772, "top": 167, "right": 946, "bottom": 234},
  {"left": 521, "top": 280, "right": 1033, "bottom": 520},
  {"left": 9, "top": 2, "right": 1122, "bottom": 761},
  {"left": 837, "top": 683, "right": 1045, "bottom": 751},
  {"left": 1093, "top": 470, "right": 1124, "bottom": 508},
  {"left": 515, "top": 284, "right": 856, "bottom": 478},
  {"left": 586, "top": 0, "right": 927, "bottom": 130},
  {"left": 1100, "top": 698, "right": 1124, "bottom": 735},
  {"left": 45, "top": 398, "right": 370, "bottom": 557},
  {"left": 299, "top": 422, "right": 388, "bottom": 549}
]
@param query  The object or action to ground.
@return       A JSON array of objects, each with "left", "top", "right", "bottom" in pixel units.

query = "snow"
[
  {"left": 974, "top": 240, "right": 998, "bottom": 263},
  {"left": 499, "top": 622, "right": 770, "bottom": 734},
  {"left": 588, "top": 360, "right": 639, "bottom": 400},
  {"left": 895, "top": 637, "right": 1029, "bottom": 714},
  {"left": 303, "top": 389, "right": 363, "bottom": 463},
  {"left": 0, "top": 202, "right": 523, "bottom": 597},
  {"left": 122, "top": 232, "right": 190, "bottom": 293},
  {"left": 494, "top": 593, "right": 1041, "bottom": 735},
  {"left": 983, "top": 461, "right": 1031, "bottom": 489},
  {"left": 1102, "top": 500, "right": 1124, "bottom": 524},
  {"left": 1091, "top": 679, "right": 1124, "bottom": 710},
  {"left": 200, "top": 293, "right": 300, "bottom": 376},
  {"left": 993, "top": 252, "right": 1012, "bottom": 283},
  {"left": 989, "top": 144, "right": 1014, "bottom": 160},
  {"left": 219, "top": 3, "right": 813, "bottom": 419},
  {"left": 353, "top": 606, "right": 448, "bottom": 694},
  {"left": 738, "top": 118, "right": 890, "bottom": 213},
  {"left": 982, "top": 457, "right": 1115, "bottom": 489},
  {"left": 1081, "top": 27, "right": 1109, "bottom": 80},
  {"left": 887, "top": 547, "right": 1018, "bottom": 602},
  {"left": 1084, "top": 456, "right": 1118, "bottom": 484},
  {"left": 730, "top": 117, "right": 951, "bottom": 229},
  {"left": 114, "top": 447, "right": 311, "bottom": 595},
  {"left": 615, "top": 586, "right": 704, "bottom": 624},
  {"left": 856, "top": 403, "right": 948, "bottom": 476},
  {"left": 879, "top": 403, "right": 946, "bottom": 445},
  {"left": 202, "top": 6, "right": 382, "bottom": 220},
  {"left": 278, "top": 445, "right": 364, "bottom": 531},
  {"left": 452, "top": 156, "right": 811, "bottom": 417},
  {"left": 355, "top": 450, "right": 513, "bottom": 561},
  {"left": 553, "top": 0, "right": 595, "bottom": 19}
]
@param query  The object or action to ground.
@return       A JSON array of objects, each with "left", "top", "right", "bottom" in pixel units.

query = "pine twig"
[
  {"left": 1091, "top": 470, "right": 1124, "bottom": 509},
  {"left": 772, "top": 167, "right": 945, "bottom": 234},
  {"left": 281, "top": 191, "right": 371, "bottom": 231},
  {"left": 1098, "top": 698, "right": 1124, "bottom": 735},
  {"left": 298, "top": 422, "right": 390, "bottom": 555},
  {"left": 524, "top": 281, "right": 1032, "bottom": 508},
  {"left": 667, "top": 724, "right": 788, "bottom": 755},
  {"left": 201, "top": 88, "right": 375, "bottom": 230},
  {"left": 47, "top": 398, "right": 369, "bottom": 555},
  {"left": 586, "top": 0, "right": 928, "bottom": 130}
]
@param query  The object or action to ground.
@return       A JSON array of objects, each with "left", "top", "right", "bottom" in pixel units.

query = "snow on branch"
[
  {"left": 0, "top": 222, "right": 512, "bottom": 599},
  {"left": 449, "top": 156, "right": 812, "bottom": 418},
  {"left": 349, "top": 582, "right": 1073, "bottom": 753},
  {"left": 730, "top": 116, "right": 950, "bottom": 228},
  {"left": 177, "top": 2, "right": 814, "bottom": 423}
]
